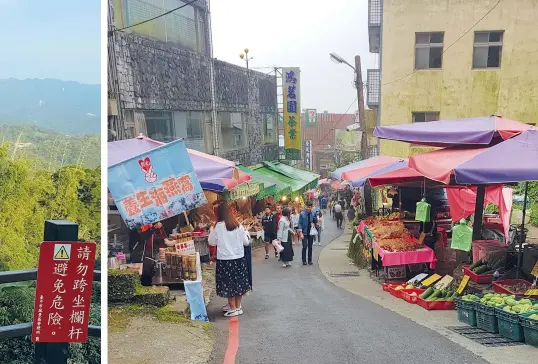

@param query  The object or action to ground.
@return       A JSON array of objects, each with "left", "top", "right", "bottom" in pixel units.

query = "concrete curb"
[{"left": 318, "top": 232, "right": 538, "bottom": 364}]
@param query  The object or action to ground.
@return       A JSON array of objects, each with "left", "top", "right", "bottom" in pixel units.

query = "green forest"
[
  {"left": 0, "top": 124, "right": 100, "bottom": 169},
  {"left": 0, "top": 133, "right": 101, "bottom": 363}
]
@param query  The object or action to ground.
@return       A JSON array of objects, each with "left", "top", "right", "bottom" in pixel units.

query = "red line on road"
[{"left": 223, "top": 316, "right": 239, "bottom": 364}]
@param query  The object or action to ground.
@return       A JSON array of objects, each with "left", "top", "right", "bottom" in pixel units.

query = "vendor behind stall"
[{"left": 420, "top": 207, "right": 437, "bottom": 250}]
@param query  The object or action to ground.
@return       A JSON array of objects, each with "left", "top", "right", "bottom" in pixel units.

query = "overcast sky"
[
  {"left": 0, "top": 0, "right": 100, "bottom": 84},
  {"left": 211, "top": 0, "right": 377, "bottom": 114}
]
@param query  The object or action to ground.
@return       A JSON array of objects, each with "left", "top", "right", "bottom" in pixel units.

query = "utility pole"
[{"left": 354, "top": 55, "right": 367, "bottom": 160}]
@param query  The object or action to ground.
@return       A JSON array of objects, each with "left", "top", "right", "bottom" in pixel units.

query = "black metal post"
[
  {"left": 516, "top": 182, "right": 529, "bottom": 279},
  {"left": 472, "top": 185, "right": 486, "bottom": 241},
  {"left": 35, "top": 220, "right": 79, "bottom": 364}
]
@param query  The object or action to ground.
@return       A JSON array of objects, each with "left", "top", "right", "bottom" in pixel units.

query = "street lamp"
[
  {"left": 239, "top": 48, "right": 253, "bottom": 70},
  {"left": 330, "top": 52, "right": 355, "bottom": 71}
]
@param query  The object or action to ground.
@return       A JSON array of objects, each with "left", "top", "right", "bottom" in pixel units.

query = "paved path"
[{"left": 208, "top": 218, "right": 488, "bottom": 364}]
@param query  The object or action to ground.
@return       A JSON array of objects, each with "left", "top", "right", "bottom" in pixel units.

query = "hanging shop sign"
[
  {"left": 305, "top": 109, "right": 317, "bottom": 126},
  {"left": 304, "top": 140, "right": 313, "bottom": 171},
  {"left": 282, "top": 67, "right": 301, "bottom": 160},
  {"left": 108, "top": 139, "right": 207, "bottom": 229},
  {"left": 32, "top": 242, "right": 97, "bottom": 343},
  {"left": 224, "top": 183, "right": 261, "bottom": 202}
]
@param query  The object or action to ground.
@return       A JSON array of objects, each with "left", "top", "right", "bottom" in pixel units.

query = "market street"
[{"left": 207, "top": 219, "right": 489, "bottom": 364}]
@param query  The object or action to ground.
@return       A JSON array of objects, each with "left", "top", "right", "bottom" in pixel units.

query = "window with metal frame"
[
  {"left": 145, "top": 111, "right": 174, "bottom": 142},
  {"left": 473, "top": 31, "right": 504, "bottom": 69},
  {"left": 263, "top": 113, "right": 276, "bottom": 144},
  {"left": 415, "top": 32, "right": 444, "bottom": 69},
  {"left": 412, "top": 112, "right": 440, "bottom": 123},
  {"left": 219, "top": 112, "right": 247, "bottom": 151}
]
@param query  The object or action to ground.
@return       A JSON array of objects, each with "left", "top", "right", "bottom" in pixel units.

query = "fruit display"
[
  {"left": 419, "top": 287, "right": 458, "bottom": 301},
  {"left": 393, "top": 284, "right": 415, "bottom": 291},
  {"left": 478, "top": 293, "right": 522, "bottom": 307},
  {"left": 378, "top": 212, "right": 400, "bottom": 221}
]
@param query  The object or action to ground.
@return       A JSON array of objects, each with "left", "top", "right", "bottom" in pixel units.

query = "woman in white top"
[
  {"left": 316, "top": 210, "right": 324, "bottom": 246},
  {"left": 208, "top": 203, "right": 251, "bottom": 317},
  {"left": 277, "top": 207, "right": 295, "bottom": 267},
  {"left": 290, "top": 208, "right": 300, "bottom": 244}
]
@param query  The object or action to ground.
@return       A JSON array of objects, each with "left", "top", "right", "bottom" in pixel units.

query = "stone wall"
[{"left": 113, "top": 31, "right": 278, "bottom": 165}]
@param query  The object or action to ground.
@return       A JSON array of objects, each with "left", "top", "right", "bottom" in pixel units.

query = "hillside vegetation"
[{"left": 0, "top": 124, "right": 100, "bottom": 168}]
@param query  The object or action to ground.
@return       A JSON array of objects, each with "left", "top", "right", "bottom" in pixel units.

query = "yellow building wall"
[{"left": 380, "top": 0, "right": 538, "bottom": 158}]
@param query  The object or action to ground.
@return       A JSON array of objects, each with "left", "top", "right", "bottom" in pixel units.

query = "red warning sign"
[{"left": 32, "top": 242, "right": 97, "bottom": 343}]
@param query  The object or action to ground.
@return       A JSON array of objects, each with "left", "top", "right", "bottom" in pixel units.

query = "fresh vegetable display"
[
  {"left": 478, "top": 293, "right": 528, "bottom": 307},
  {"left": 419, "top": 287, "right": 458, "bottom": 301},
  {"left": 501, "top": 298, "right": 538, "bottom": 314},
  {"left": 393, "top": 284, "right": 415, "bottom": 291},
  {"left": 468, "top": 258, "right": 504, "bottom": 275},
  {"left": 529, "top": 313, "right": 538, "bottom": 320},
  {"left": 365, "top": 218, "right": 423, "bottom": 252},
  {"left": 499, "top": 282, "right": 531, "bottom": 294},
  {"left": 460, "top": 294, "right": 481, "bottom": 302}
]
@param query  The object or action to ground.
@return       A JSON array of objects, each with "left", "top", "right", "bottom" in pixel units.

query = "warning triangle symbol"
[{"left": 54, "top": 246, "right": 70, "bottom": 260}]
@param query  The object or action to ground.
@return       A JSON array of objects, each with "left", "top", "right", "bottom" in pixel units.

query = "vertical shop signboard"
[
  {"left": 32, "top": 242, "right": 97, "bottom": 343},
  {"left": 108, "top": 139, "right": 207, "bottom": 229},
  {"left": 282, "top": 67, "right": 301, "bottom": 160},
  {"left": 305, "top": 109, "right": 317, "bottom": 126}
]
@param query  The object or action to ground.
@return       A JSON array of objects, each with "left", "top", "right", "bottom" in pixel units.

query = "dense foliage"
[
  {"left": 0, "top": 124, "right": 100, "bottom": 168},
  {"left": 0, "top": 141, "right": 101, "bottom": 363}
]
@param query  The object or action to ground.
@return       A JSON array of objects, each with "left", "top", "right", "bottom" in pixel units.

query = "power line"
[
  {"left": 109, "top": 0, "right": 199, "bottom": 35},
  {"left": 382, "top": 0, "right": 503, "bottom": 87},
  {"left": 316, "top": 97, "right": 359, "bottom": 145}
]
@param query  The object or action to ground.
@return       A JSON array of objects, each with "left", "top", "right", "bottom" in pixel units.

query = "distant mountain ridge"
[{"left": 0, "top": 78, "right": 100, "bottom": 135}]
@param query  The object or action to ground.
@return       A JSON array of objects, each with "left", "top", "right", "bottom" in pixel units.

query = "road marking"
[{"left": 223, "top": 317, "right": 239, "bottom": 364}]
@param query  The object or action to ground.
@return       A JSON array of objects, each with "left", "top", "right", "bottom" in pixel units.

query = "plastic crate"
[
  {"left": 475, "top": 303, "right": 499, "bottom": 333},
  {"left": 462, "top": 265, "right": 494, "bottom": 284},
  {"left": 416, "top": 297, "right": 455, "bottom": 310},
  {"left": 495, "top": 307, "right": 525, "bottom": 342},
  {"left": 401, "top": 288, "right": 425, "bottom": 304},
  {"left": 381, "top": 282, "right": 401, "bottom": 292},
  {"left": 455, "top": 298, "right": 478, "bottom": 326},
  {"left": 520, "top": 311, "right": 538, "bottom": 348},
  {"left": 493, "top": 279, "right": 537, "bottom": 298}
]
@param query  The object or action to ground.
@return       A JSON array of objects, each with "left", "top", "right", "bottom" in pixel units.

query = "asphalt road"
[{"left": 208, "top": 216, "right": 488, "bottom": 364}]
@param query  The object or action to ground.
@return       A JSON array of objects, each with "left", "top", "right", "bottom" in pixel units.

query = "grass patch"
[
  {"left": 202, "top": 322, "right": 213, "bottom": 338},
  {"left": 108, "top": 304, "right": 146, "bottom": 333},
  {"left": 154, "top": 305, "right": 188, "bottom": 324}
]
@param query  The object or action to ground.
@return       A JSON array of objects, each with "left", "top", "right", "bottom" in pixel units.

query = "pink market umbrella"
[{"left": 374, "top": 115, "right": 531, "bottom": 147}]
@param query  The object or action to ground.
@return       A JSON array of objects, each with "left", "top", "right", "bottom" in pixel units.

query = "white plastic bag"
[{"left": 272, "top": 239, "right": 284, "bottom": 253}]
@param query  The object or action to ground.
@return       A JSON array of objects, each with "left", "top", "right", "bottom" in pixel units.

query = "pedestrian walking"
[
  {"left": 261, "top": 204, "right": 278, "bottom": 259},
  {"left": 277, "top": 207, "right": 295, "bottom": 267},
  {"left": 320, "top": 195, "right": 327, "bottom": 212},
  {"left": 208, "top": 202, "right": 251, "bottom": 317},
  {"left": 290, "top": 208, "right": 300, "bottom": 245},
  {"left": 347, "top": 204, "right": 356, "bottom": 227},
  {"left": 334, "top": 201, "right": 343, "bottom": 229},
  {"left": 275, "top": 204, "right": 283, "bottom": 261},
  {"left": 298, "top": 201, "right": 318, "bottom": 265},
  {"left": 316, "top": 210, "right": 324, "bottom": 245}
]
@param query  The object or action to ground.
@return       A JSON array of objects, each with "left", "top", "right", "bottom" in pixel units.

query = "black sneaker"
[
  {"left": 308, "top": 262, "right": 313, "bottom": 265},
  {"left": 303, "top": 262, "right": 307, "bottom": 265},
  {"left": 265, "top": 254, "right": 269, "bottom": 259}
]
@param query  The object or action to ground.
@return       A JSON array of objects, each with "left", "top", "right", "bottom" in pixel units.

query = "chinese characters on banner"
[
  {"left": 32, "top": 242, "right": 97, "bottom": 343},
  {"left": 282, "top": 67, "right": 301, "bottom": 160},
  {"left": 108, "top": 139, "right": 207, "bottom": 229}
]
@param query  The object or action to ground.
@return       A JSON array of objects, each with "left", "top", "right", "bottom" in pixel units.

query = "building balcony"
[
  {"left": 366, "top": 69, "right": 380, "bottom": 109},
  {"left": 368, "top": 0, "right": 381, "bottom": 53}
]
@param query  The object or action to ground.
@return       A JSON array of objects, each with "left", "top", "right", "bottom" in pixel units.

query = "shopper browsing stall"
[
  {"left": 208, "top": 202, "right": 251, "bottom": 317},
  {"left": 261, "top": 204, "right": 278, "bottom": 259},
  {"left": 277, "top": 207, "right": 295, "bottom": 267},
  {"left": 297, "top": 201, "right": 319, "bottom": 265}
]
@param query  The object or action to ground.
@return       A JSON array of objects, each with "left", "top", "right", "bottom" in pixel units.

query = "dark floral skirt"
[{"left": 216, "top": 257, "right": 251, "bottom": 298}]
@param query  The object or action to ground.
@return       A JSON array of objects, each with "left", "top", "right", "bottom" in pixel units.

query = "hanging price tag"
[
  {"left": 524, "top": 289, "right": 538, "bottom": 296},
  {"left": 457, "top": 275, "right": 470, "bottom": 294},
  {"left": 421, "top": 274, "right": 442, "bottom": 287},
  {"left": 530, "top": 261, "right": 538, "bottom": 277},
  {"left": 434, "top": 275, "right": 454, "bottom": 290}
]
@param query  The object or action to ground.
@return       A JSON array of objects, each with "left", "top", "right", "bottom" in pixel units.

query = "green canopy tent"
[
  {"left": 251, "top": 164, "right": 310, "bottom": 198},
  {"left": 236, "top": 164, "right": 291, "bottom": 200},
  {"left": 262, "top": 161, "right": 320, "bottom": 191}
]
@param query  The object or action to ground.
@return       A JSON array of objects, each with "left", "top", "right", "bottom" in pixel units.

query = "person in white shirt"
[
  {"left": 290, "top": 208, "right": 300, "bottom": 245},
  {"left": 315, "top": 210, "right": 324, "bottom": 245},
  {"left": 208, "top": 203, "right": 251, "bottom": 317},
  {"left": 334, "top": 202, "right": 343, "bottom": 229},
  {"left": 277, "top": 207, "right": 295, "bottom": 267}
]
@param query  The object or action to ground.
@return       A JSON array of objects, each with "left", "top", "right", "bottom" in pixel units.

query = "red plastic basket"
[
  {"left": 388, "top": 286, "right": 406, "bottom": 299},
  {"left": 462, "top": 265, "right": 494, "bottom": 284},
  {"left": 493, "top": 279, "right": 537, "bottom": 298},
  {"left": 416, "top": 297, "right": 456, "bottom": 310},
  {"left": 401, "top": 288, "right": 425, "bottom": 304},
  {"left": 381, "top": 282, "right": 401, "bottom": 292}
]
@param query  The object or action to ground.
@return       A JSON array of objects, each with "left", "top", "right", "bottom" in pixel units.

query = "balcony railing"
[
  {"left": 368, "top": 0, "right": 382, "bottom": 26},
  {"left": 367, "top": 69, "right": 380, "bottom": 108}
]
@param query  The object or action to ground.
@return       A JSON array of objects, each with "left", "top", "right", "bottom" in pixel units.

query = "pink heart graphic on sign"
[{"left": 138, "top": 157, "right": 152, "bottom": 173}]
